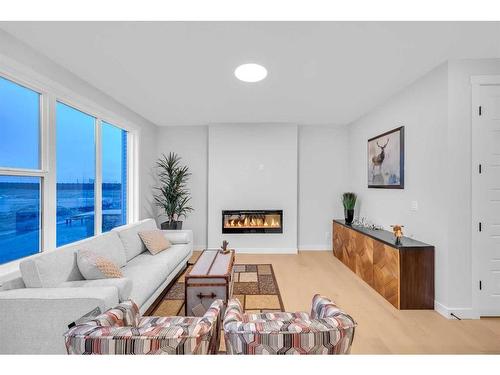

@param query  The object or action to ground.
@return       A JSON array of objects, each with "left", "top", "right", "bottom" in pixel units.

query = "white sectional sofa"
[{"left": 0, "top": 219, "right": 193, "bottom": 354}]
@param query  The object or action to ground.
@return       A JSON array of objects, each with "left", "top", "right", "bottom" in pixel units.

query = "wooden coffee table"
[{"left": 185, "top": 249, "right": 235, "bottom": 316}]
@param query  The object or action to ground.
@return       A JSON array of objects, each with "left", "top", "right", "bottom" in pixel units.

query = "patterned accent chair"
[
  {"left": 64, "top": 299, "right": 222, "bottom": 354},
  {"left": 223, "top": 294, "right": 356, "bottom": 354}
]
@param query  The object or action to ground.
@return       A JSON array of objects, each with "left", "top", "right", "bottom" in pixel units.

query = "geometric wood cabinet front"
[
  {"left": 332, "top": 220, "right": 434, "bottom": 310},
  {"left": 373, "top": 242, "right": 400, "bottom": 308}
]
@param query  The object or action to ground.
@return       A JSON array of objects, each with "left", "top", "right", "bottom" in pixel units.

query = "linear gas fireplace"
[{"left": 222, "top": 210, "right": 283, "bottom": 234}]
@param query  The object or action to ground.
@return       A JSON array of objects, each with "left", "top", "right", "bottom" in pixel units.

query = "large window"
[
  {"left": 0, "top": 70, "right": 133, "bottom": 265},
  {"left": 102, "top": 121, "right": 127, "bottom": 232},
  {"left": 56, "top": 102, "right": 96, "bottom": 247},
  {"left": 0, "top": 76, "right": 42, "bottom": 265}
]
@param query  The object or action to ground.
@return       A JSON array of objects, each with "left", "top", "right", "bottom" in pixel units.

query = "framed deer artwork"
[{"left": 367, "top": 126, "right": 404, "bottom": 189}]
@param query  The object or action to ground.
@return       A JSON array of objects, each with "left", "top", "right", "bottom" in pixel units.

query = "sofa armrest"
[
  {"left": 85, "top": 299, "right": 140, "bottom": 328},
  {"left": 310, "top": 294, "right": 357, "bottom": 329},
  {"left": 311, "top": 294, "right": 338, "bottom": 319},
  {"left": 0, "top": 286, "right": 119, "bottom": 354},
  {"left": 0, "top": 276, "right": 25, "bottom": 291},
  {"left": 199, "top": 299, "right": 223, "bottom": 331},
  {"left": 223, "top": 298, "right": 244, "bottom": 330},
  {"left": 0, "top": 286, "right": 119, "bottom": 305},
  {"left": 58, "top": 278, "right": 133, "bottom": 302},
  {"left": 162, "top": 229, "right": 193, "bottom": 245}
]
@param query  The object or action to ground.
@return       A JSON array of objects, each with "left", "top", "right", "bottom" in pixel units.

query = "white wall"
[
  {"left": 347, "top": 63, "right": 449, "bottom": 307},
  {"left": 298, "top": 126, "right": 349, "bottom": 250},
  {"left": 155, "top": 124, "right": 351, "bottom": 252},
  {"left": 347, "top": 59, "right": 500, "bottom": 317},
  {"left": 207, "top": 124, "right": 298, "bottom": 253},
  {"left": 156, "top": 126, "right": 208, "bottom": 249}
]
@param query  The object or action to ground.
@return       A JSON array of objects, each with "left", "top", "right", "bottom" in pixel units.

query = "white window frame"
[
  {"left": 0, "top": 70, "right": 48, "bottom": 258},
  {"left": 0, "top": 61, "right": 139, "bottom": 267},
  {"left": 54, "top": 97, "right": 134, "bottom": 244}
]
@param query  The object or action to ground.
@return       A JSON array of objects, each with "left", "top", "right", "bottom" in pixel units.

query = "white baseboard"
[
  {"left": 434, "top": 301, "right": 479, "bottom": 320},
  {"left": 235, "top": 248, "right": 298, "bottom": 254},
  {"left": 298, "top": 245, "right": 331, "bottom": 251},
  {"left": 193, "top": 246, "right": 297, "bottom": 254}
]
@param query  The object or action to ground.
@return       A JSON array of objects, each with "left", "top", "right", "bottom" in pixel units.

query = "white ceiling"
[{"left": 1, "top": 22, "right": 500, "bottom": 126}]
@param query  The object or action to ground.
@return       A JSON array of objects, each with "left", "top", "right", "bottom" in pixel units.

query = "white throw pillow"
[
  {"left": 164, "top": 231, "right": 190, "bottom": 244},
  {"left": 138, "top": 230, "right": 171, "bottom": 255},
  {"left": 77, "top": 249, "right": 123, "bottom": 280}
]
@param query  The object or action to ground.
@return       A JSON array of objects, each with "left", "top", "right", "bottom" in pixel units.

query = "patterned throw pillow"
[
  {"left": 138, "top": 230, "right": 171, "bottom": 255},
  {"left": 77, "top": 249, "right": 123, "bottom": 280}
]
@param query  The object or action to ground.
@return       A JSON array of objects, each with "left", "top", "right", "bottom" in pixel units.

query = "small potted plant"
[
  {"left": 342, "top": 192, "right": 357, "bottom": 225},
  {"left": 154, "top": 152, "right": 193, "bottom": 230}
]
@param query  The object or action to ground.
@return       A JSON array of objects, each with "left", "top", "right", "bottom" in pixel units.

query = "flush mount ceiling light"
[{"left": 234, "top": 63, "right": 268, "bottom": 83}]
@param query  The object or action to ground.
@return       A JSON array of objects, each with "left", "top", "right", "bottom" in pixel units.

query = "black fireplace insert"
[{"left": 222, "top": 210, "right": 283, "bottom": 234}]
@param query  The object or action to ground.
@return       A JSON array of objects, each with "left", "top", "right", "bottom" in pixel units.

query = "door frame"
[{"left": 471, "top": 75, "right": 500, "bottom": 317}]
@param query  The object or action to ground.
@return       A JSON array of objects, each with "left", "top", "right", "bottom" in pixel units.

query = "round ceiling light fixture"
[{"left": 234, "top": 63, "right": 268, "bottom": 83}]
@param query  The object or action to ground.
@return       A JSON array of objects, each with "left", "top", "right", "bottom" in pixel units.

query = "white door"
[{"left": 473, "top": 82, "right": 500, "bottom": 316}]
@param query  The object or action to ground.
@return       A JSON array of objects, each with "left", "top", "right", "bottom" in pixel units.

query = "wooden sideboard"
[{"left": 332, "top": 220, "right": 434, "bottom": 309}]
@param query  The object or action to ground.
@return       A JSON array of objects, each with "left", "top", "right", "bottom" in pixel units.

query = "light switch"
[{"left": 411, "top": 201, "right": 418, "bottom": 211}]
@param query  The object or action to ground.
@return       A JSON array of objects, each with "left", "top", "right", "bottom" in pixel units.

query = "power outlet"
[
  {"left": 325, "top": 231, "right": 331, "bottom": 242},
  {"left": 411, "top": 201, "right": 418, "bottom": 211}
]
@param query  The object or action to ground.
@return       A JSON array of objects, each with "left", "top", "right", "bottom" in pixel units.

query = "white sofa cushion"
[
  {"left": 112, "top": 219, "right": 158, "bottom": 261},
  {"left": 121, "top": 244, "right": 191, "bottom": 306},
  {"left": 20, "top": 231, "right": 127, "bottom": 288},
  {"left": 163, "top": 231, "right": 190, "bottom": 244},
  {"left": 58, "top": 278, "right": 133, "bottom": 301}
]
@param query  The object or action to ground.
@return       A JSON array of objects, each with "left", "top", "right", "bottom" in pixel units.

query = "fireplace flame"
[{"left": 225, "top": 214, "right": 281, "bottom": 229}]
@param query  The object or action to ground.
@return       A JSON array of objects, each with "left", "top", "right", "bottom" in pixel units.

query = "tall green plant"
[
  {"left": 154, "top": 152, "right": 193, "bottom": 223},
  {"left": 342, "top": 192, "right": 357, "bottom": 210}
]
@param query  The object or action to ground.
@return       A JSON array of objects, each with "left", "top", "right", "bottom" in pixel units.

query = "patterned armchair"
[
  {"left": 223, "top": 294, "right": 356, "bottom": 354},
  {"left": 64, "top": 299, "right": 222, "bottom": 354}
]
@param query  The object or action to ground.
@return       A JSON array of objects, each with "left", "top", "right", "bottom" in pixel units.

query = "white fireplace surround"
[{"left": 207, "top": 124, "right": 298, "bottom": 253}]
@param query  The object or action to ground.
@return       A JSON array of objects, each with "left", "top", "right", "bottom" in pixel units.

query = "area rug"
[{"left": 151, "top": 263, "right": 285, "bottom": 317}]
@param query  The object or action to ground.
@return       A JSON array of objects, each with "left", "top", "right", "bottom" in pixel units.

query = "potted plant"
[
  {"left": 342, "top": 192, "right": 357, "bottom": 225},
  {"left": 154, "top": 152, "right": 193, "bottom": 230}
]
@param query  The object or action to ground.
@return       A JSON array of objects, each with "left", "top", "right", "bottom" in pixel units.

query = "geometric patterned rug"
[
  {"left": 151, "top": 263, "right": 285, "bottom": 317},
  {"left": 149, "top": 259, "right": 285, "bottom": 353}
]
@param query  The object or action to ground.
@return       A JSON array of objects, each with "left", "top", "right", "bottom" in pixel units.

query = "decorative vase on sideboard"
[
  {"left": 344, "top": 209, "right": 354, "bottom": 225},
  {"left": 342, "top": 192, "right": 357, "bottom": 226}
]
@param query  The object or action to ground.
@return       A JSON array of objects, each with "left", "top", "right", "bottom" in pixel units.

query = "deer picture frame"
[{"left": 367, "top": 126, "right": 405, "bottom": 189}]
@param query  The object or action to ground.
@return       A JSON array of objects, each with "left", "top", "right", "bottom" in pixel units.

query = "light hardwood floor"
[{"left": 232, "top": 251, "right": 500, "bottom": 354}]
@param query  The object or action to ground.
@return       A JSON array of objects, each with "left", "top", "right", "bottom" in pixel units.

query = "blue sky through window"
[
  {"left": 102, "top": 121, "right": 127, "bottom": 231},
  {"left": 0, "top": 76, "right": 40, "bottom": 170},
  {"left": 56, "top": 102, "right": 95, "bottom": 183},
  {"left": 102, "top": 121, "right": 125, "bottom": 183},
  {"left": 56, "top": 102, "right": 96, "bottom": 246}
]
